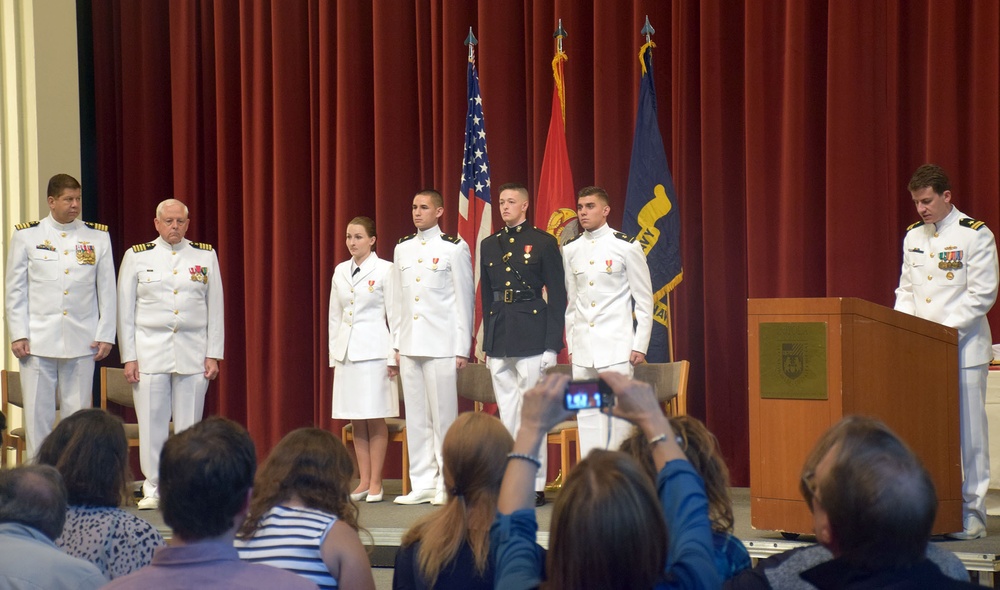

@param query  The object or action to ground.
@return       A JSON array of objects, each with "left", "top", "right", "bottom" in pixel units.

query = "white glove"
[{"left": 540, "top": 349, "right": 558, "bottom": 372}]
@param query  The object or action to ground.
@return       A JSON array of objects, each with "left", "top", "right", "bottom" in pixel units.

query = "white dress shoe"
[
  {"left": 137, "top": 496, "right": 159, "bottom": 510},
  {"left": 350, "top": 489, "right": 369, "bottom": 502},
  {"left": 365, "top": 489, "right": 384, "bottom": 503},
  {"left": 946, "top": 515, "right": 987, "bottom": 540},
  {"left": 393, "top": 488, "right": 436, "bottom": 505},
  {"left": 431, "top": 491, "right": 447, "bottom": 506}
]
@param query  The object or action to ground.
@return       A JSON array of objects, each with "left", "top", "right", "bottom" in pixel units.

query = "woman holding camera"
[
  {"left": 491, "top": 372, "right": 719, "bottom": 589},
  {"left": 328, "top": 216, "right": 398, "bottom": 503}
]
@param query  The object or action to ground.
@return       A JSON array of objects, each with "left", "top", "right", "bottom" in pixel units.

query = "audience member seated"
[
  {"left": 104, "top": 417, "right": 319, "bottom": 589},
  {"left": 394, "top": 412, "right": 513, "bottom": 589},
  {"left": 788, "top": 416, "right": 977, "bottom": 589},
  {"left": 35, "top": 408, "right": 165, "bottom": 578},
  {"left": 491, "top": 372, "right": 719, "bottom": 590},
  {"left": 0, "top": 465, "right": 106, "bottom": 589},
  {"left": 235, "top": 427, "right": 375, "bottom": 590},
  {"left": 725, "top": 415, "right": 970, "bottom": 590},
  {"left": 621, "top": 415, "right": 750, "bottom": 581}
]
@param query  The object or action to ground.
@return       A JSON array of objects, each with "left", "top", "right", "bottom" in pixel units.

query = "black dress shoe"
[{"left": 535, "top": 491, "right": 546, "bottom": 507}]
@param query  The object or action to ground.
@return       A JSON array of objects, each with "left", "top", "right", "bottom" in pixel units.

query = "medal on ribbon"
[
  {"left": 368, "top": 280, "right": 375, "bottom": 293},
  {"left": 432, "top": 257, "right": 439, "bottom": 270},
  {"left": 189, "top": 265, "right": 209, "bottom": 284},
  {"left": 524, "top": 244, "right": 533, "bottom": 260},
  {"left": 76, "top": 242, "right": 96, "bottom": 265},
  {"left": 606, "top": 259, "right": 613, "bottom": 272}
]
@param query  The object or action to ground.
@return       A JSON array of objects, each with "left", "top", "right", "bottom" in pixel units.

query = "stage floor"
[{"left": 129, "top": 482, "right": 1000, "bottom": 588}]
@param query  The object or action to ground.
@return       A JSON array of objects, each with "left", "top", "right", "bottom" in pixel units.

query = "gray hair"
[
  {"left": 156, "top": 198, "right": 189, "bottom": 219},
  {"left": 0, "top": 465, "right": 67, "bottom": 540}
]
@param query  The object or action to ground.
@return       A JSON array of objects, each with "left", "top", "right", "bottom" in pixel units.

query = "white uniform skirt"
[{"left": 332, "top": 357, "right": 399, "bottom": 419}]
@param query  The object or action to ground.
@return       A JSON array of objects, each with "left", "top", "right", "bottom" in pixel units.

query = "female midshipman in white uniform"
[{"left": 329, "top": 216, "right": 397, "bottom": 503}]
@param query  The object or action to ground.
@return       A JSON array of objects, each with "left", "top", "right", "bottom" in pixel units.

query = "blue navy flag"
[
  {"left": 457, "top": 54, "right": 493, "bottom": 361},
  {"left": 623, "top": 43, "right": 682, "bottom": 363}
]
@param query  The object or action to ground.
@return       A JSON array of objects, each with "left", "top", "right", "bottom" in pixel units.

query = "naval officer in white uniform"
[
  {"left": 392, "top": 190, "right": 474, "bottom": 505},
  {"left": 329, "top": 215, "right": 398, "bottom": 504},
  {"left": 117, "top": 198, "right": 224, "bottom": 510},
  {"left": 895, "top": 164, "right": 998, "bottom": 539},
  {"left": 563, "top": 186, "right": 653, "bottom": 458},
  {"left": 5, "top": 174, "right": 116, "bottom": 459}
]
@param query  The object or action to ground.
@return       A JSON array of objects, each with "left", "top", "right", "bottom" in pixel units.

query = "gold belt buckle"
[{"left": 504, "top": 289, "right": 514, "bottom": 303}]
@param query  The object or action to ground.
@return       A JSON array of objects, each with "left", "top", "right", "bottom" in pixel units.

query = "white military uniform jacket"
[
  {"left": 563, "top": 223, "right": 654, "bottom": 368},
  {"left": 5, "top": 214, "right": 116, "bottom": 358},
  {"left": 117, "top": 237, "right": 225, "bottom": 375},
  {"left": 392, "top": 225, "right": 474, "bottom": 359},
  {"left": 895, "top": 206, "right": 999, "bottom": 368},
  {"left": 329, "top": 254, "right": 396, "bottom": 364}
]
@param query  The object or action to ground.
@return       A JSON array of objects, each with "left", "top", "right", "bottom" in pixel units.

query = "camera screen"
[{"left": 564, "top": 380, "right": 605, "bottom": 411}]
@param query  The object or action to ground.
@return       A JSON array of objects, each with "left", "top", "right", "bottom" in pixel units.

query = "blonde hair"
[{"left": 400, "top": 412, "right": 512, "bottom": 586}]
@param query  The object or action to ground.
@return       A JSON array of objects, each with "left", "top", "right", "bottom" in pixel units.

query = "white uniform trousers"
[
  {"left": 960, "top": 364, "right": 990, "bottom": 524},
  {"left": 574, "top": 362, "right": 633, "bottom": 459},
  {"left": 399, "top": 356, "right": 458, "bottom": 492},
  {"left": 488, "top": 354, "right": 547, "bottom": 491},
  {"left": 135, "top": 372, "right": 209, "bottom": 498},
  {"left": 19, "top": 355, "right": 94, "bottom": 460}
]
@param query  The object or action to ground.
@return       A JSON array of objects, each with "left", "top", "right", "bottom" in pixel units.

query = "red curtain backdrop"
[{"left": 89, "top": 0, "right": 1000, "bottom": 485}]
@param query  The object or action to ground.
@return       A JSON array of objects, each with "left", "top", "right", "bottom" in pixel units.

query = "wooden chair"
[
  {"left": 1, "top": 370, "right": 25, "bottom": 466},
  {"left": 456, "top": 362, "right": 496, "bottom": 407},
  {"left": 341, "top": 376, "right": 410, "bottom": 495},
  {"left": 545, "top": 361, "right": 691, "bottom": 478},
  {"left": 544, "top": 364, "right": 578, "bottom": 478},
  {"left": 101, "top": 367, "right": 141, "bottom": 448}
]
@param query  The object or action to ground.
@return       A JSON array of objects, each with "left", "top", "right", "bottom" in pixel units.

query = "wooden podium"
[{"left": 748, "top": 297, "right": 962, "bottom": 535}]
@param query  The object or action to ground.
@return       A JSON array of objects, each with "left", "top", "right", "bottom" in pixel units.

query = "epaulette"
[
  {"left": 398, "top": 233, "right": 417, "bottom": 244},
  {"left": 563, "top": 233, "right": 583, "bottom": 245},
  {"left": 960, "top": 218, "right": 987, "bottom": 231},
  {"left": 440, "top": 233, "right": 461, "bottom": 244},
  {"left": 131, "top": 242, "right": 156, "bottom": 253},
  {"left": 906, "top": 220, "right": 925, "bottom": 232},
  {"left": 84, "top": 221, "right": 109, "bottom": 232},
  {"left": 190, "top": 242, "right": 214, "bottom": 251},
  {"left": 14, "top": 221, "right": 39, "bottom": 231},
  {"left": 613, "top": 231, "right": 636, "bottom": 243}
]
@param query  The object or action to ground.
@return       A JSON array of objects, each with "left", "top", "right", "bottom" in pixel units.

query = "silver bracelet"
[
  {"left": 507, "top": 452, "right": 542, "bottom": 469},
  {"left": 648, "top": 433, "right": 669, "bottom": 447}
]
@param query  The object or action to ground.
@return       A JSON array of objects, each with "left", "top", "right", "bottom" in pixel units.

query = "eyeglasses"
[{"left": 801, "top": 470, "right": 820, "bottom": 508}]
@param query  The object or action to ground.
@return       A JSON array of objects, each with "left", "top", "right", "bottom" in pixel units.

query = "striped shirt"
[{"left": 235, "top": 505, "right": 338, "bottom": 589}]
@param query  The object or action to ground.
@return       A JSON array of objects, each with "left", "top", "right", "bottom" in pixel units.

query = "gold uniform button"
[
  {"left": 415, "top": 296, "right": 420, "bottom": 302},
  {"left": 172, "top": 251, "right": 177, "bottom": 256},
  {"left": 505, "top": 281, "right": 511, "bottom": 286},
  {"left": 589, "top": 322, "right": 595, "bottom": 327},
  {"left": 505, "top": 267, "right": 511, "bottom": 272},
  {"left": 591, "top": 302, "right": 596, "bottom": 307},
  {"left": 172, "top": 328, "right": 178, "bottom": 333},
  {"left": 413, "top": 314, "right": 419, "bottom": 320},
  {"left": 589, "top": 260, "right": 594, "bottom": 265},
  {"left": 532, "top": 310, "right": 538, "bottom": 314},
  {"left": 934, "top": 232, "right": 939, "bottom": 238},
  {"left": 173, "top": 269, "right": 178, "bottom": 275},
  {"left": 60, "top": 232, "right": 66, "bottom": 237},
  {"left": 350, "top": 288, "right": 354, "bottom": 293},
  {"left": 925, "top": 297, "right": 932, "bottom": 303},
  {"left": 350, "top": 300, "right": 354, "bottom": 305},
  {"left": 348, "top": 311, "right": 352, "bottom": 316},
  {"left": 416, "top": 277, "right": 421, "bottom": 282},
  {"left": 509, "top": 238, "right": 514, "bottom": 243},
  {"left": 63, "top": 290, "right": 68, "bottom": 295},
  {"left": 174, "top": 310, "right": 179, "bottom": 314},
  {"left": 63, "top": 250, "right": 68, "bottom": 255},
  {"left": 62, "top": 310, "right": 68, "bottom": 316},
  {"left": 64, "top": 269, "right": 69, "bottom": 274},
  {"left": 173, "top": 290, "right": 178, "bottom": 294},
  {"left": 418, "top": 258, "right": 423, "bottom": 263},
  {"left": 927, "top": 275, "right": 932, "bottom": 281},
  {"left": 929, "top": 253, "right": 934, "bottom": 258},
  {"left": 347, "top": 322, "right": 352, "bottom": 327},
  {"left": 589, "top": 281, "right": 594, "bottom": 286}
]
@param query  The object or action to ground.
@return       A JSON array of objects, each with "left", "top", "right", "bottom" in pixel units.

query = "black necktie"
[{"left": 352, "top": 267, "right": 360, "bottom": 277}]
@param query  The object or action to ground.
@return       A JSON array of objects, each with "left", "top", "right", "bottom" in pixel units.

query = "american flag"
[{"left": 457, "top": 50, "right": 493, "bottom": 362}]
